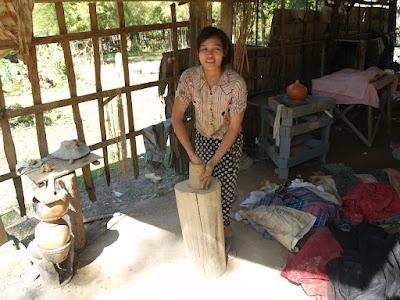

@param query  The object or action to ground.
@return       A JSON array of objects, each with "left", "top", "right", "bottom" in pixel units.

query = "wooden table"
[
  {"left": 334, "top": 74, "right": 394, "bottom": 147},
  {"left": 261, "top": 95, "right": 336, "bottom": 179}
]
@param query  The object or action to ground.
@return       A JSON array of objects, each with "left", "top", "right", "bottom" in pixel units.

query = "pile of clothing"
[{"left": 237, "top": 168, "right": 400, "bottom": 300}]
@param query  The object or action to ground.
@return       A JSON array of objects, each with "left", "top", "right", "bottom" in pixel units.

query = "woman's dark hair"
[{"left": 196, "top": 26, "right": 233, "bottom": 66}]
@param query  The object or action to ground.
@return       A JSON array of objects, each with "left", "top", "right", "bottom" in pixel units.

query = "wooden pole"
[
  {"left": 27, "top": 46, "right": 49, "bottom": 157},
  {"left": 171, "top": 3, "right": 180, "bottom": 88},
  {"left": 175, "top": 178, "right": 226, "bottom": 278},
  {"left": 280, "top": 0, "right": 287, "bottom": 91},
  {"left": 0, "top": 76, "right": 26, "bottom": 216},
  {"left": 117, "top": 2, "right": 140, "bottom": 178},
  {"left": 0, "top": 217, "right": 8, "bottom": 246},
  {"left": 89, "top": 3, "right": 111, "bottom": 186},
  {"left": 57, "top": 173, "right": 86, "bottom": 250},
  {"left": 55, "top": 3, "right": 96, "bottom": 202}
]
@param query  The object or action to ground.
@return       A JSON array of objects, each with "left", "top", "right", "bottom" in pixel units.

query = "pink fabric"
[
  {"left": 281, "top": 228, "right": 342, "bottom": 300},
  {"left": 343, "top": 183, "right": 400, "bottom": 224},
  {"left": 312, "top": 68, "right": 397, "bottom": 108}
]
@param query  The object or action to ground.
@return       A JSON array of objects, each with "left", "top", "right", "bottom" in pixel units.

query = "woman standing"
[{"left": 172, "top": 26, "right": 247, "bottom": 238}]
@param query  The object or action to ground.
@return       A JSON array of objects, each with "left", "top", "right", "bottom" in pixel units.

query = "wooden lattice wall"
[{"left": 0, "top": 1, "right": 188, "bottom": 216}]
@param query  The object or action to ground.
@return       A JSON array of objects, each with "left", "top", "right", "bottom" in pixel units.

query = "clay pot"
[
  {"left": 35, "top": 219, "right": 71, "bottom": 250},
  {"left": 36, "top": 239, "right": 72, "bottom": 264},
  {"left": 32, "top": 174, "right": 69, "bottom": 222},
  {"left": 286, "top": 80, "right": 308, "bottom": 102},
  {"left": 33, "top": 196, "right": 69, "bottom": 222}
]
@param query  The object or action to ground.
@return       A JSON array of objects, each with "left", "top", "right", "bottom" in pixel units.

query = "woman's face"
[{"left": 198, "top": 36, "right": 225, "bottom": 72}]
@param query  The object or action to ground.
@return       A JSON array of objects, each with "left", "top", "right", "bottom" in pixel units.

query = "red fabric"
[
  {"left": 343, "top": 183, "right": 400, "bottom": 224},
  {"left": 281, "top": 228, "right": 342, "bottom": 300}
]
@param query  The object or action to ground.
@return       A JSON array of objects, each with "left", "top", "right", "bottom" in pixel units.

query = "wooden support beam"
[
  {"left": 221, "top": 0, "right": 234, "bottom": 40},
  {"left": 170, "top": 4, "right": 180, "bottom": 88},
  {"left": 0, "top": 77, "right": 177, "bottom": 120},
  {"left": 32, "top": 21, "right": 189, "bottom": 46},
  {"left": 27, "top": 46, "right": 49, "bottom": 157},
  {"left": 55, "top": 3, "right": 96, "bottom": 202},
  {"left": 117, "top": 2, "right": 140, "bottom": 179},
  {"left": 0, "top": 77, "right": 26, "bottom": 216},
  {"left": 89, "top": 3, "right": 111, "bottom": 186}
]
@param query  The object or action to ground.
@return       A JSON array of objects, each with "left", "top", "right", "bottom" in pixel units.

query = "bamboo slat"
[
  {"left": 27, "top": 45, "right": 49, "bottom": 157},
  {"left": 0, "top": 77, "right": 177, "bottom": 120},
  {"left": 55, "top": 3, "right": 96, "bottom": 202},
  {"left": 0, "top": 77, "right": 26, "bottom": 216},
  {"left": 89, "top": 129, "right": 143, "bottom": 151},
  {"left": 117, "top": 2, "right": 139, "bottom": 178},
  {"left": 32, "top": 21, "right": 189, "bottom": 46},
  {"left": 170, "top": 4, "right": 180, "bottom": 88},
  {"left": 89, "top": 3, "right": 111, "bottom": 186}
]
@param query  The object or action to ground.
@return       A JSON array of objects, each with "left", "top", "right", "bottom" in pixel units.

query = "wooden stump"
[
  {"left": 174, "top": 178, "right": 226, "bottom": 278},
  {"left": 56, "top": 173, "right": 86, "bottom": 250},
  {"left": 0, "top": 217, "right": 8, "bottom": 246}
]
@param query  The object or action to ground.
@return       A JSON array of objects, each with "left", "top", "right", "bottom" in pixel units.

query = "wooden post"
[
  {"left": 171, "top": 3, "right": 180, "bottom": 89},
  {"left": 56, "top": 173, "right": 86, "bottom": 251},
  {"left": 0, "top": 217, "right": 8, "bottom": 246},
  {"left": 0, "top": 76, "right": 26, "bottom": 216},
  {"left": 174, "top": 178, "right": 226, "bottom": 278},
  {"left": 89, "top": 3, "right": 111, "bottom": 186},
  {"left": 117, "top": 2, "right": 140, "bottom": 179},
  {"left": 221, "top": 0, "right": 233, "bottom": 41},
  {"left": 27, "top": 46, "right": 49, "bottom": 157},
  {"left": 55, "top": 3, "right": 96, "bottom": 202}
]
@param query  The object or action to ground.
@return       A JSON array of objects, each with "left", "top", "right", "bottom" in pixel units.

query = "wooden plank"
[
  {"left": 23, "top": 153, "right": 101, "bottom": 185},
  {"left": 291, "top": 115, "right": 333, "bottom": 136},
  {"left": 0, "top": 77, "right": 26, "bottom": 216},
  {"left": 0, "top": 172, "right": 17, "bottom": 183},
  {"left": 117, "top": 2, "right": 139, "bottom": 178},
  {"left": 55, "top": 3, "right": 96, "bottom": 202},
  {"left": 89, "top": 3, "right": 110, "bottom": 186},
  {"left": 27, "top": 45, "right": 49, "bottom": 157},
  {"left": 89, "top": 130, "right": 143, "bottom": 151},
  {"left": 33, "top": 21, "right": 190, "bottom": 46},
  {"left": 2, "top": 78, "right": 176, "bottom": 119}
]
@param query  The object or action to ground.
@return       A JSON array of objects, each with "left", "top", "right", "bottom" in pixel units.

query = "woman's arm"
[{"left": 172, "top": 98, "right": 203, "bottom": 164}]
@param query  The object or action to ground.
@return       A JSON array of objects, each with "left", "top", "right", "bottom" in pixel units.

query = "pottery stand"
[
  {"left": 28, "top": 237, "right": 75, "bottom": 286},
  {"left": 174, "top": 164, "right": 226, "bottom": 278},
  {"left": 0, "top": 218, "right": 8, "bottom": 246},
  {"left": 23, "top": 154, "right": 100, "bottom": 286}
]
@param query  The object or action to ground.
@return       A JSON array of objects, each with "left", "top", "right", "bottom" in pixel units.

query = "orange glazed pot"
[{"left": 286, "top": 80, "right": 308, "bottom": 102}]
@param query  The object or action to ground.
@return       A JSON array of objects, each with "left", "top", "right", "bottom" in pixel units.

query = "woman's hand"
[
  {"left": 189, "top": 153, "right": 203, "bottom": 165},
  {"left": 200, "top": 158, "right": 216, "bottom": 189}
]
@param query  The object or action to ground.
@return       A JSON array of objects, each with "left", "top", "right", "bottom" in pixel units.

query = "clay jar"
[
  {"left": 35, "top": 219, "right": 71, "bottom": 250},
  {"left": 286, "top": 80, "right": 308, "bottom": 102},
  {"left": 32, "top": 194, "right": 69, "bottom": 222}
]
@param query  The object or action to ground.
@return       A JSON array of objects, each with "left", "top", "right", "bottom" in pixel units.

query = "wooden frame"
[{"left": 0, "top": 1, "right": 188, "bottom": 215}]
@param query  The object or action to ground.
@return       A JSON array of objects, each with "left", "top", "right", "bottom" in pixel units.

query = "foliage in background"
[{"left": 7, "top": 102, "right": 66, "bottom": 128}]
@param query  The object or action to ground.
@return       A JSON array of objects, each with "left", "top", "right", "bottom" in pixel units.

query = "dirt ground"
[{"left": 1, "top": 102, "right": 399, "bottom": 300}]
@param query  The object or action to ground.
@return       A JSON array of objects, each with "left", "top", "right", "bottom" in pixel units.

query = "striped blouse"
[{"left": 175, "top": 65, "right": 247, "bottom": 140}]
